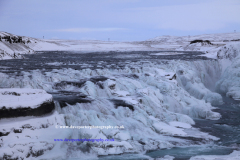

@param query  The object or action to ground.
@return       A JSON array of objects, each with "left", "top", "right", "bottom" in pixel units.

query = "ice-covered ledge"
[{"left": 0, "top": 88, "right": 54, "bottom": 118}]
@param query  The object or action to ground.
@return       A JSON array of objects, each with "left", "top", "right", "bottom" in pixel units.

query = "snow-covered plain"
[
  {"left": 0, "top": 32, "right": 240, "bottom": 159},
  {"left": 1, "top": 31, "right": 240, "bottom": 60},
  {"left": 0, "top": 31, "right": 160, "bottom": 60}
]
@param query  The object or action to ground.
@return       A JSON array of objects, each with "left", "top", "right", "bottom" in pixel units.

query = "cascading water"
[{"left": 0, "top": 50, "right": 239, "bottom": 160}]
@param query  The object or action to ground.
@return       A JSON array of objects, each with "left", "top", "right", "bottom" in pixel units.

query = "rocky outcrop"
[
  {"left": 0, "top": 88, "right": 54, "bottom": 119},
  {"left": 0, "top": 101, "right": 54, "bottom": 119}
]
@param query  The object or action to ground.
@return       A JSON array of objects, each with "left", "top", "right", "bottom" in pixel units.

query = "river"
[{"left": 1, "top": 51, "right": 238, "bottom": 160}]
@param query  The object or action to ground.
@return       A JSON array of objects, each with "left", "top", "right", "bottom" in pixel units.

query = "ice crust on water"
[
  {"left": 0, "top": 58, "right": 224, "bottom": 159},
  {"left": 190, "top": 150, "right": 240, "bottom": 160}
]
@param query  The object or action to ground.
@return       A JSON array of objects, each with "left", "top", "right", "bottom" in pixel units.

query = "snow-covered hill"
[
  {"left": 145, "top": 32, "right": 240, "bottom": 58},
  {"left": 149, "top": 32, "right": 240, "bottom": 43},
  {"left": 0, "top": 31, "right": 159, "bottom": 60},
  {"left": 0, "top": 32, "right": 36, "bottom": 59},
  {"left": 1, "top": 31, "right": 240, "bottom": 60}
]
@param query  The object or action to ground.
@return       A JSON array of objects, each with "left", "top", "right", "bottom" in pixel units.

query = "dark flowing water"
[{"left": 0, "top": 51, "right": 211, "bottom": 74}]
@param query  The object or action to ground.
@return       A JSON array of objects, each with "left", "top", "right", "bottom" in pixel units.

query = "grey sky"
[{"left": 0, "top": 0, "right": 240, "bottom": 41}]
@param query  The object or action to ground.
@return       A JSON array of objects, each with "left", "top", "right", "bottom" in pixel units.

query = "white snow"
[
  {"left": 28, "top": 39, "right": 159, "bottom": 52},
  {"left": 153, "top": 121, "right": 187, "bottom": 136},
  {"left": 155, "top": 155, "right": 175, "bottom": 160},
  {"left": 0, "top": 88, "right": 52, "bottom": 109},
  {"left": 190, "top": 150, "right": 240, "bottom": 160}
]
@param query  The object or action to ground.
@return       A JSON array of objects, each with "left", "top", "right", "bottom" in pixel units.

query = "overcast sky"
[{"left": 0, "top": 0, "right": 240, "bottom": 41}]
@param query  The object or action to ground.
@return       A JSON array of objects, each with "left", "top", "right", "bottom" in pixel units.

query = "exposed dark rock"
[
  {"left": 54, "top": 76, "right": 109, "bottom": 90},
  {"left": 1, "top": 91, "right": 20, "bottom": 96},
  {"left": 21, "top": 124, "right": 32, "bottom": 129},
  {"left": 109, "top": 83, "right": 116, "bottom": 90},
  {"left": 124, "top": 74, "right": 139, "bottom": 79},
  {"left": 13, "top": 129, "right": 22, "bottom": 133},
  {"left": 231, "top": 39, "right": 240, "bottom": 41},
  {"left": 2, "top": 154, "right": 18, "bottom": 160},
  {"left": 169, "top": 74, "right": 177, "bottom": 80},
  {"left": 138, "top": 140, "right": 146, "bottom": 145},
  {"left": 0, "top": 102, "right": 55, "bottom": 119},
  {"left": 190, "top": 39, "right": 212, "bottom": 45},
  {"left": 95, "top": 82, "right": 104, "bottom": 89},
  {"left": 110, "top": 99, "right": 134, "bottom": 111},
  {"left": 54, "top": 81, "right": 86, "bottom": 89},
  {"left": 55, "top": 95, "right": 92, "bottom": 108},
  {"left": 0, "top": 131, "right": 10, "bottom": 137},
  {"left": 89, "top": 76, "right": 108, "bottom": 83}
]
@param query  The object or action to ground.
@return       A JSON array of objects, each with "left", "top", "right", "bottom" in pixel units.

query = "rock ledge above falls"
[{"left": 0, "top": 88, "right": 54, "bottom": 118}]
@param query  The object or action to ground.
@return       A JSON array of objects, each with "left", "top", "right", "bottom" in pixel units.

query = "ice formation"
[
  {"left": 0, "top": 59, "right": 223, "bottom": 159},
  {"left": 1, "top": 32, "right": 240, "bottom": 159},
  {"left": 216, "top": 42, "right": 240, "bottom": 100}
]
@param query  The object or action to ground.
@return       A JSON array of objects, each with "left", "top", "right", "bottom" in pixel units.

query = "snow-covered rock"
[
  {"left": 217, "top": 42, "right": 240, "bottom": 60},
  {"left": 0, "top": 32, "right": 35, "bottom": 60},
  {"left": 0, "top": 88, "right": 54, "bottom": 118}
]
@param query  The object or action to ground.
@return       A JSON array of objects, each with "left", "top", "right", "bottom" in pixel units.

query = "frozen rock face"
[
  {"left": 216, "top": 42, "right": 240, "bottom": 100},
  {"left": 0, "top": 61, "right": 221, "bottom": 120},
  {"left": 169, "top": 60, "right": 223, "bottom": 105},
  {"left": 217, "top": 43, "right": 240, "bottom": 60},
  {"left": 0, "top": 88, "right": 54, "bottom": 118}
]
